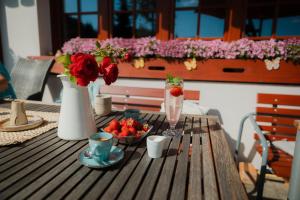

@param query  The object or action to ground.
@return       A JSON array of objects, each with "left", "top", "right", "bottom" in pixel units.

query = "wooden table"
[{"left": 0, "top": 102, "right": 247, "bottom": 200}]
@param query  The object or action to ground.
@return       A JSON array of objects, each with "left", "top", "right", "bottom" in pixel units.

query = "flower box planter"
[{"left": 49, "top": 58, "right": 300, "bottom": 85}]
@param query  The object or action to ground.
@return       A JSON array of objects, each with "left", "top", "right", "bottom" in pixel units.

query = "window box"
[{"left": 50, "top": 58, "right": 300, "bottom": 84}]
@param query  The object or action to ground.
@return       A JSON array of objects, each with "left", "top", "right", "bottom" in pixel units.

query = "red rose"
[
  {"left": 124, "top": 53, "right": 132, "bottom": 62},
  {"left": 103, "top": 63, "right": 119, "bottom": 85},
  {"left": 99, "top": 57, "right": 111, "bottom": 74},
  {"left": 69, "top": 53, "right": 99, "bottom": 86},
  {"left": 76, "top": 78, "right": 90, "bottom": 87}
]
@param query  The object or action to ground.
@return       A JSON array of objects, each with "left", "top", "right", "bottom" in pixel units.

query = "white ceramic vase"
[{"left": 57, "top": 75, "right": 97, "bottom": 140}]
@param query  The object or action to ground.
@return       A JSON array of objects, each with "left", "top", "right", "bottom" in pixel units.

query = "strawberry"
[
  {"left": 112, "top": 130, "right": 119, "bottom": 135},
  {"left": 170, "top": 86, "right": 183, "bottom": 97},
  {"left": 143, "top": 124, "right": 149, "bottom": 132},
  {"left": 104, "top": 126, "right": 112, "bottom": 133},
  {"left": 120, "top": 119, "right": 126, "bottom": 126},
  {"left": 128, "top": 127, "right": 137, "bottom": 135},
  {"left": 126, "top": 118, "right": 138, "bottom": 128},
  {"left": 119, "top": 129, "right": 129, "bottom": 137},
  {"left": 121, "top": 126, "right": 129, "bottom": 132},
  {"left": 124, "top": 53, "right": 132, "bottom": 62},
  {"left": 109, "top": 119, "right": 120, "bottom": 131}
]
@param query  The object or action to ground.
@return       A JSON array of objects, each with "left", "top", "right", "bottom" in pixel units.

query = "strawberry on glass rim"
[{"left": 167, "top": 74, "right": 184, "bottom": 97}]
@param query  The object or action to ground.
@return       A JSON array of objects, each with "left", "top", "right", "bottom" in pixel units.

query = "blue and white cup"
[{"left": 89, "top": 132, "right": 113, "bottom": 162}]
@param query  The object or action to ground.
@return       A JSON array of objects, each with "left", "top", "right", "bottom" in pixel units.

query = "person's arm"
[{"left": 0, "top": 74, "right": 8, "bottom": 92}]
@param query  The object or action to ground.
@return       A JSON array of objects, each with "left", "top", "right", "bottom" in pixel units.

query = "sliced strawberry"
[{"left": 170, "top": 86, "right": 183, "bottom": 97}]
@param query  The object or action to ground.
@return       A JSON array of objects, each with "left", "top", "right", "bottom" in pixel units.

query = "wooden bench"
[
  {"left": 100, "top": 85, "right": 200, "bottom": 111},
  {"left": 255, "top": 93, "right": 300, "bottom": 179}
]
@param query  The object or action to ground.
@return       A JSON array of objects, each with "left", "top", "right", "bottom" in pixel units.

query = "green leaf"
[
  {"left": 65, "top": 54, "right": 71, "bottom": 65},
  {"left": 56, "top": 55, "right": 66, "bottom": 64},
  {"left": 95, "top": 55, "right": 103, "bottom": 63},
  {"left": 173, "top": 77, "right": 181, "bottom": 85},
  {"left": 69, "top": 76, "right": 76, "bottom": 84},
  {"left": 96, "top": 41, "right": 101, "bottom": 48}
]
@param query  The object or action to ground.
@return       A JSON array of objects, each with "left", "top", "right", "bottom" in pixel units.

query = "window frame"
[
  {"left": 244, "top": 0, "right": 300, "bottom": 40},
  {"left": 0, "top": 31, "right": 3, "bottom": 63},
  {"left": 50, "top": 0, "right": 300, "bottom": 53},
  {"left": 172, "top": 0, "right": 229, "bottom": 40},
  {"left": 110, "top": 0, "right": 158, "bottom": 38}
]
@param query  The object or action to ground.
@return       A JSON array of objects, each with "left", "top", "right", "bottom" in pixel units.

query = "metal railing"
[{"left": 235, "top": 113, "right": 269, "bottom": 200}]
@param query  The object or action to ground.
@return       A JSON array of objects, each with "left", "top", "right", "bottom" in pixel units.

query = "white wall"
[
  {"left": 0, "top": 0, "right": 52, "bottom": 71},
  {"left": 43, "top": 76, "right": 300, "bottom": 167}
]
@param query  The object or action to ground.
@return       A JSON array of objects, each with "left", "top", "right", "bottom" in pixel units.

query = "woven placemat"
[{"left": 0, "top": 108, "right": 59, "bottom": 146}]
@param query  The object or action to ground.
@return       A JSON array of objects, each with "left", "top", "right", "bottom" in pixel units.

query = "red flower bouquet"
[{"left": 57, "top": 42, "right": 129, "bottom": 86}]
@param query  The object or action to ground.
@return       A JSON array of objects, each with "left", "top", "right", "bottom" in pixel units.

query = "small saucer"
[
  {"left": 0, "top": 115, "right": 44, "bottom": 132},
  {"left": 78, "top": 146, "right": 124, "bottom": 168}
]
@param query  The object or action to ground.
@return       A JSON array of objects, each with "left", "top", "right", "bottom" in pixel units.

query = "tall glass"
[{"left": 163, "top": 79, "right": 184, "bottom": 137}]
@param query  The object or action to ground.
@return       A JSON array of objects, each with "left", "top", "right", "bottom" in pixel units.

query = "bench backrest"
[
  {"left": 100, "top": 85, "right": 200, "bottom": 111},
  {"left": 256, "top": 93, "right": 300, "bottom": 141}
]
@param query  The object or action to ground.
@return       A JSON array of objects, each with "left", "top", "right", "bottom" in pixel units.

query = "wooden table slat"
[
  {"left": 0, "top": 133, "right": 61, "bottom": 172},
  {"left": 201, "top": 118, "right": 219, "bottom": 200},
  {"left": 0, "top": 141, "right": 86, "bottom": 199},
  {"left": 0, "top": 129, "right": 57, "bottom": 159},
  {"left": 9, "top": 144, "right": 88, "bottom": 200},
  {"left": 170, "top": 117, "right": 193, "bottom": 200},
  {"left": 208, "top": 119, "right": 248, "bottom": 200},
  {"left": 132, "top": 116, "right": 170, "bottom": 200},
  {"left": 151, "top": 116, "right": 188, "bottom": 200},
  {"left": 26, "top": 144, "right": 88, "bottom": 200},
  {"left": 188, "top": 117, "right": 202, "bottom": 200},
  {"left": 0, "top": 139, "right": 69, "bottom": 183}
]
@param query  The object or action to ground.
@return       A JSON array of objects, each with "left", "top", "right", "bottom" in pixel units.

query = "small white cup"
[
  {"left": 147, "top": 136, "right": 168, "bottom": 158},
  {"left": 94, "top": 94, "right": 112, "bottom": 116}
]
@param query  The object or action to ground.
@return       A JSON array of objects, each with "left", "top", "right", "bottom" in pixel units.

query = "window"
[
  {"left": 50, "top": 0, "right": 300, "bottom": 52},
  {"left": 244, "top": 0, "right": 300, "bottom": 38},
  {"left": 63, "top": 0, "right": 99, "bottom": 41},
  {"left": 174, "top": 0, "right": 226, "bottom": 38},
  {"left": 112, "top": 0, "right": 157, "bottom": 38},
  {"left": 276, "top": 3, "right": 300, "bottom": 36}
]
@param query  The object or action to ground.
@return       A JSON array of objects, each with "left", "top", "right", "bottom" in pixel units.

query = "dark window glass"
[
  {"left": 81, "top": 14, "right": 98, "bottom": 38},
  {"left": 64, "top": 0, "right": 78, "bottom": 13},
  {"left": 80, "top": 0, "right": 98, "bottom": 12},
  {"left": 64, "top": 15, "right": 79, "bottom": 40},
  {"left": 245, "top": 6, "right": 273, "bottom": 37},
  {"left": 112, "top": 0, "right": 156, "bottom": 38},
  {"left": 114, "top": 0, "right": 133, "bottom": 11},
  {"left": 176, "top": 0, "right": 199, "bottom": 8},
  {"left": 136, "top": 0, "right": 156, "bottom": 10},
  {"left": 247, "top": 0, "right": 274, "bottom": 4},
  {"left": 201, "top": 0, "right": 226, "bottom": 6},
  {"left": 200, "top": 9, "right": 225, "bottom": 37},
  {"left": 112, "top": 14, "right": 133, "bottom": 38},
  {"left": 276, "top": 5, "right": 300, "bottom": 36},
  {"left": 136, "top": 12, "right": 157, "bottom": 37},
  {"left": 175, "top": 10, "right": 198, "bottom": 38}
]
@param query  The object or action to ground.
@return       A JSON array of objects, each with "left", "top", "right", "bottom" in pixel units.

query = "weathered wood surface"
[{"left": 0, "top": 101, "right": 247, "bottom": 200}]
